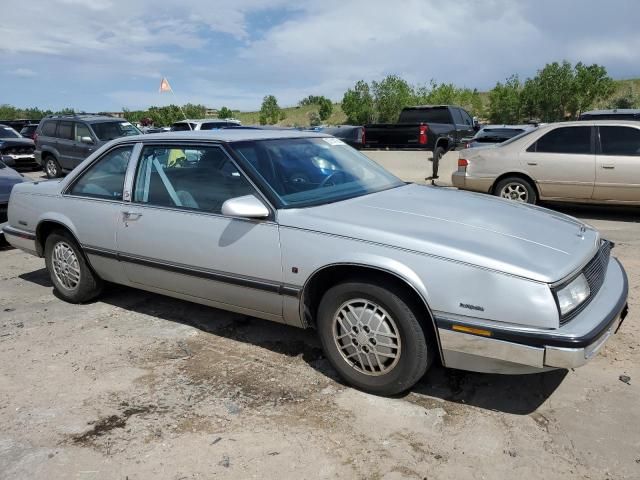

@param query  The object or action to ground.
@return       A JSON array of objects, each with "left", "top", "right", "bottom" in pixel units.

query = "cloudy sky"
[{"left": 2, "top": 0, "right": 639, "bottom": 112}]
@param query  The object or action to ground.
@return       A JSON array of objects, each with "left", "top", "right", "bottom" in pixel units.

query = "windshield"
[
  {"left": 498, "top": 127, "right": 538, "bottom": 147},
  {"left": 0, "top": 126, "right": 22, "bottom": 139},
  {"left": 91, "top": 121, "right": 140, "bottom": 141},
  {"left": 233, "top": 137, "right": 404, "bottom": 208}
]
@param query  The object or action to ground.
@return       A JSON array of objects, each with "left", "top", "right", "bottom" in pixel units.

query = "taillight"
[
  {"left": 458, "top": 158, "right": 469, "bottom": 167},
  {"left": 361, "top": 127, "right": 366, "bottom": 146},
  {"left": 33, "top": 133, "right": 38, "bottom": 144},
  {"left": 418, "top": 125, "right": 428, "bottom": 144}
]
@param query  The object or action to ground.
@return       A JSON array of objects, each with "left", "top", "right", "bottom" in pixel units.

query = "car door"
[
  {"left": 55, "top": 121, "right": 76, "bottom": 170},
  {"left": 70, "top": 122, "right": 97, "bottom": 167},
  {"left": 62, "top": 143, "right": 138, "bottom": 285},
  {"left": 520, "top": 125, "right": 595, "bottom": 200},
  {"left": 115, "top": 142, "right": 285, "bottom": 320},
  {"left": 593, "top": 125, "right": 640, "bottom": 202},
  {"left": 456, "top": 108, "right": 476, "bottom": 144}
]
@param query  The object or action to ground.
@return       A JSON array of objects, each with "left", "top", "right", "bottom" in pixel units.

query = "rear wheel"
[
  {"left": 44, "top": 230, "right": 102, "bottom": 303},
  {"left": 317, "top": 281, "right": 434, "bottom": 395},
  {"left": 44, "top": 155, "right": 62, "bottom": 179},
  {"left": 494, "top": 176, "right": 537, "bottom": 204}
]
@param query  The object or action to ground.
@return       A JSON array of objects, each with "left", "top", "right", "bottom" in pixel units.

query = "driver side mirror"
[
  {"left": 81, "top": 136, "right": 94, "bottom": 144},
  {"left": 221, "top": 195, "right": 269, "bottom": 219}
]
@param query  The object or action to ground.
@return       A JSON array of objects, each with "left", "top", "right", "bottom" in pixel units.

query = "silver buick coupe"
[{"left": 3, "top": 130, "right": 629, "bottom": 395}]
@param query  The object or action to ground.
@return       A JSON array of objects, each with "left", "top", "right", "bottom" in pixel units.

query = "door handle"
[
  {"left": 527, "top": 162, "right": 538, "bottom": 166},
  {"left": 601, "top": 165, "right": 615, "bottom": 169},
  {"left": 122, "top": 211, "right": 143, "bottom": 221}
]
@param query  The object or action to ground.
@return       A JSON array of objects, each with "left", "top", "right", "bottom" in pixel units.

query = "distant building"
[{"left": 205, "top": 107, "right": 218, "bottom": 117}]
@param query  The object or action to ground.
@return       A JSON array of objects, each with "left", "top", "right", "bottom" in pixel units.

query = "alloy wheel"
[
  {"left": 46, "top": 159, "right": 58, "bottom": 178},
  {"left": 51, "top": 241, "right": 81, "bottom": 290},
  {"left": 500, "top": 182, "right": 529, "bottom": 202},
  {"left": 332, "top": 299, "right": 402, "bottom": 376}
]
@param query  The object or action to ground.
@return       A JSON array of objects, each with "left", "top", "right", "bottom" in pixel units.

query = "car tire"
[
  {"left": 44, "top": 230, "right": 103, "bottom": 303},
  {"left": 494, "top": 176, "right": 537, "bottom": 204},
  {"left": 316, "top": 281, "right": 434, "bottom": 395},
  {"left": 44, "top": 155, "right": 62, "bottom": 179}
]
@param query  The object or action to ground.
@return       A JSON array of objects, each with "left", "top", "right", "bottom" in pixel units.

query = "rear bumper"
[
  {"left": 2, "top": 225, "right": 38, "bottom": 255},
  {"left": 436, "top": 257, "right": 629, "bottom": 374},
  {"left": 451, "top": 171, "right": 493, "bottom": 192}
]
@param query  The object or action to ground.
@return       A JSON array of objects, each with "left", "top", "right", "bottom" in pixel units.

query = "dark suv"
[{"left": 35, "top": 114, "right": 141, "bottom": 178}]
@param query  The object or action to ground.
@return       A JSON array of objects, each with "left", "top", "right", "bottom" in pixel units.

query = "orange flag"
[{"left": 159, "top": 77, "right": 172, "bottom": 93}]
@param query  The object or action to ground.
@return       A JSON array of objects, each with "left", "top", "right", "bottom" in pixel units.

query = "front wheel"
[
  {"left": 44, "top": 231, "right": 103, "bottom": 303},
  {"left": 317, "top": 281, "right": 434, "bottom": 395},
  {"left": 494, "top": 176, "right": 537, "bottom": 204}
]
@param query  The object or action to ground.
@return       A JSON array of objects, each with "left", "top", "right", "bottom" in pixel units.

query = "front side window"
[
  {"left": 599, "top": 126, "right": 640, "bottom": 156},
  {"left": 528, "top": 126, "right": 591, "bottom": 154},
  {"left": 75, "top": 123, "right": 92, "bottom": 142},
  {"left": 233, "top": 137, "right": 404, "bottom": 208},
  {"left": 69, "top": 146, "right": 133, "bottom": 200},
  {"left": 133, "top": 145, "right": 256, "bottom": 214}
]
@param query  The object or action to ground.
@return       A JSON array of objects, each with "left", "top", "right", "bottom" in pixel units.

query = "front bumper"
[{"left": 436, "top": 257, "right": 629, "bottom": 374}]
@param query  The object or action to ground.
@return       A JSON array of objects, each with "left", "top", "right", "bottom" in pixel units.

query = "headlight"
[{"left": 556, "top": 273, "right": 590, "bottom": 316}]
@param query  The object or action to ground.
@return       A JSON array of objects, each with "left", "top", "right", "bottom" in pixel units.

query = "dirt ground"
[{"left": 0, "top": 171, "right": 639, "bottom": 479}]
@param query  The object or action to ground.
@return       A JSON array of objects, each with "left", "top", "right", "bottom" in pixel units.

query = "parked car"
[
  {"left": 0, "top": 124, "right": 38, "bottom": 171},
  {"left": 364, "top": 105, "right": 478, "bottom": 158},
  {"left": 0, "top": 158, "right": 27, "bottom": 243},
  {"left": 171, "top": 119, "right": 241, "bottom": 131},
  {"left": 318, "top": 125, "right": 365, "bottom": 149},
  {"left": 19, "top": 123, "right": 40, "bottom": 140},
  {"left": 453, "top": 120, "right": 640, "bottom": 205},
  {"left": 3, "top": 130, "right": 629, "bottom": 395},
  {"left": 35, "top": 114, "right": 141, "bottom": 178},
  {"left": 0, "top": 119, "right": 40, "bottom": 132},
  {"left": 464, "top": 125, "right": 536, "bottom": 149},
  {"left": 579, "top": 109, "right": 640, "bottom": 121}
]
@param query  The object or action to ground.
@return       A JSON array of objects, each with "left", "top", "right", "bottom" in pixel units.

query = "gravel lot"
[{"left": 0, "top": 168, "right": 638, "bottom": 479}]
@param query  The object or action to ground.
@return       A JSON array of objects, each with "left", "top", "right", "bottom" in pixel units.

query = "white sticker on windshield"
[
  {"left": 120, "top": 122, "right": 132, "bottom": 126},
  {"left": 322, "top": 137, "right": 346, "bottom": 146}
]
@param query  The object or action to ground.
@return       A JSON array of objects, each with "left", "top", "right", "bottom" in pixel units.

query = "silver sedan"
[{"left": 3, "top": 130, "right": 629, "bottom": 394}]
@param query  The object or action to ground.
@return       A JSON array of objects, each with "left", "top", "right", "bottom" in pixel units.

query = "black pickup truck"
[{"left": 364, "top": 105, "right": 477, "bottom": 158}]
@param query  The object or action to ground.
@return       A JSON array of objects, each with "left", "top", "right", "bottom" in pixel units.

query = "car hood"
[
  {"left": 0, "top": 137, "right": 35, "bottom": 148},
  {"left": 278, "top": 184, "right": 599, "bottom": 283}
]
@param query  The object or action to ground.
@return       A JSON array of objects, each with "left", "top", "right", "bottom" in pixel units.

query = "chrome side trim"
[{"left": 82, "top": 245, "right": 301, "bottom": 297}]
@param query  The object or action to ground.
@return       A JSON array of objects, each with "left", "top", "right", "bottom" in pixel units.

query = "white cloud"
[{"left": 10, "top": 68, "right": 37, "bottom": 78}]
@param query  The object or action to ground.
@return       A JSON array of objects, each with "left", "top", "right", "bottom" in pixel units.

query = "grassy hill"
[{"left": 231, "top": 78, "right": 640, "bottom": 127}]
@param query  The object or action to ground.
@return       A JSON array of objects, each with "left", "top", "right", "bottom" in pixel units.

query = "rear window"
[
  {"left": 200, "top": 122, "right": 229, "bottom": 130},
  {"left": 41, "top": 121, "right": 57, "bottom": 136},
  {"left": 398, "top": 108, "right": 451, "bottom": 124},
  {"left": 171, "top": 122, "right": 196, "bottom": 131},
  {"left": 475, "top": 128, "right": 524, "bottom": 142}
]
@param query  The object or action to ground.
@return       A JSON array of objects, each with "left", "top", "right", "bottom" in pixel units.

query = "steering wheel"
[{"left": 319, "top": 170, "right": 347, "bottom": 188}]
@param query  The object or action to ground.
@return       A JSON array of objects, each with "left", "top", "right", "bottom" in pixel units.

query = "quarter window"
[
  {"left": 528, "top": 127, "right": 591, "bottom": 154},
  {"left": 599, "top": 126, "right": 640, "bottom": 156},
  {"left": 69, "top": 146, "right": 133, "bottom": 200},
  {"left": 41, "top": 121, "right": 57, "bottom": 137},
  {"left": 133, "top": 145, "right": 256, "bottom": 214}
]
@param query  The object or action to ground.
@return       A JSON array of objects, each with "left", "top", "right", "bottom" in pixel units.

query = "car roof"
[
  {"left": 43, "top": 115, "right": 124, "bottom": 124},
  {"left": 113, "top": 129, "right": 330, "bottom": 144},
  {"left": 173, "top": 119, "right": 240, "bottom": 124},
  {"left": 581, "top": 109, "right": 640, "bottom": 115}
]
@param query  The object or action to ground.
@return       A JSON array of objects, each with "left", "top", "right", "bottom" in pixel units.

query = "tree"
[
  {"left": 182, "top": 103, "right": 206, "bottom": 119},
  {"left": 318, "top": 97, "right": 333, "bottom": 121},
  {"left": 218, "top": 106, "right": 233, "bottom": 119},
  {"left": 308, "top": 111, "right": 321, "bottom": 127},
  {"left": 342, "top": 80, "right": 375, "bottom": 125},
  {"left": 259, "top": 95, "right": 282, "bottom": 125},
  {"left": 488, "top": 75, "right": 522, "bottom": 124},
  {"left": 371, "top": 75, "right": 414, "bottom": 123},
  {"left": 607, "top": 85, "right": 639, "bottom": 109},
  {"left": 573, "top": 62, "right": 615, "bottom": 116}
]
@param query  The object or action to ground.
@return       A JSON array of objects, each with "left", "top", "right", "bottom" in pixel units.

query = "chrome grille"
[{"left": 560, "top": 240, "right": 611, "bottom": 325}]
